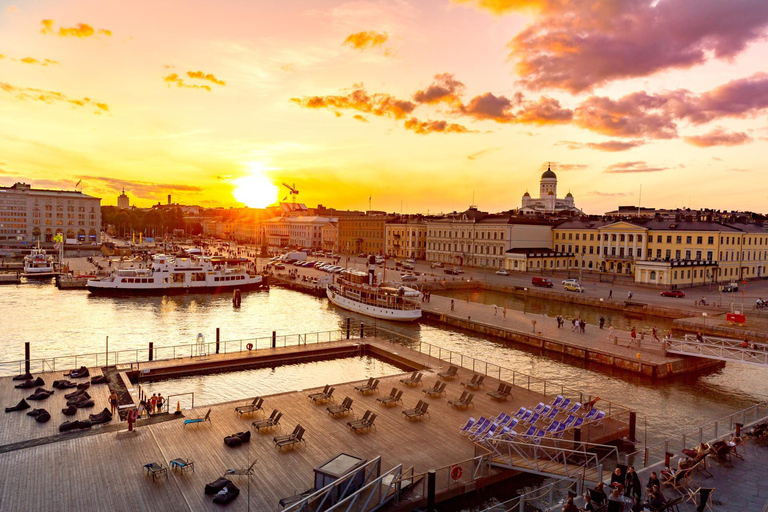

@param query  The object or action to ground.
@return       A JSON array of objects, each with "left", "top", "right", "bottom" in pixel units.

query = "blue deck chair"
[
  {"left": 459, "top": 417, "right": 477, "bottom": 435},
  {"left": 531, "top": 402, "right": 546, "bottom": 414},
  {"left": 513, "top": 407, "right": 527, "bottom": 419},
  {"left": 550, "top": 395, "right": 565, "bottom": 408},
  {"left": 183, "top": 408, "right": 211, "bottom": 427}
]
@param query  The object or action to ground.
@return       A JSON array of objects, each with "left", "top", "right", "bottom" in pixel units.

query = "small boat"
[
  {"left": 23, "top": 244, "right": 56, "bottom": 278},
  {"left": 326, "top": 265, "right": 421, "bottom": 322},
  {"left": 87, "top": 254, "right": 266, "bottom": 296}
]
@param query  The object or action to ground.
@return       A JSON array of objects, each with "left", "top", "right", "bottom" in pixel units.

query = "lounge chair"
[
  {"left": 327, "top": 397, "right": 354, "bottom": 417},
  {"left": 235, "top": 397, "right": 263, "bottom": 417},
  {"left": 486, "top": 383, "right": 512, "bottom": 401},
  {"left": 205, "top": 477, "right": 233, "bottom": 494},
  {"left": 399, "top": 371, "right": 423, "bottom": 387},
  {"left": 422, "top": 381, "right": 447, "bottom": 398},
  {"left": 89, "top": 408, "right": 113, "bottom": 425},
  {"left": 347, "top": 410, "right": 372, "bottom": 429},
  {"left": 662, "top": 466, "right": 693, "bottom": 495},
  {"left": 513, "top": 407, "right": 528, "bottom": 418},
  {"left": 52, "top": 380, "right": 76, "bottom": 389},
  {"left": 550, "top": 395, "right": 566, "bottom": 407},
  {"left": 14, "top": 377, "right": 45, "bottom": 389},
  {"left": 143, "top": 462, "right": 167, "bottom": 482},
  {"left": 459, "top": 417, "right": 478, "bottom": 435},
  {"left": 353, "top": 378, "right": 374, "bottom": 393},
  {"left": 90, "top": 375, "right": 108, "bottom": 384},
  {"left": 462, "top": 416, "right": 489, "bottom": 436},
  {"left": 223, "top": 459, "right": 257, "bottom": 477},
  {"left": 13, "top": 372, "right": 33, "bottom": 381},
  {"left": 402, "top": 400, "right": 429, "bottom": 421},
  {"left": 465, "top": 374, "right": 485, "bottom": 390},
  {"left": 350, "top": 413, "right": 377, "bottom": 433},
  {"left": 531, "top": 402, "right": 547, "bottom": 414},
  {"left": 252, "top": 410, "right": 282, "bottom": 432},
  {"left": 170, "top": 458, "right": 195, "bottom": 474},
  {"left": 525, "top": 412, "right": 541, "bottom": 425},
  {"left": 566, "top": 402, "right": 582, "bottom": 414},
  {"left": 275, "top": 425, "right": 305, "bottom": 450},
  {"left": 310, "top": 386, "right": 335, "bottom": 404},
  {"left": 183, "top": 408, "right": 211, "bottom": 427},
  {"left": 437, "top": 365, "right": 458, "bottom": 380},
  {"left": 376, "top": 389, "right": 403, "bottom": 407},
  {"left": 274, "top": 424, "right": 302, "bottom": 444},
  {"left": 449, "top": 392, "right": 474, "bottom": 410},
  {"left": 544, "top": 421, "right": 561, "bottom": 435},
  {"left": 355, "top": 379, "right": 380, "bottom": 395},
  {"left": 307, "top": 385, "right": 331, "bottom": 401},
  {"left": 460, "top": 374, "right": 478, "bottom": 388}
]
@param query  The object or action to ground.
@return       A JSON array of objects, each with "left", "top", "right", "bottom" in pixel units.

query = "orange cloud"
[
  {"left": 343, "top": 31, "right": 388, "bottom": 51},
  {"left": 291, "top": 86, "right": 416, "bottom": 119},
  {"left": 0, "top": 81, "right": 109, "bottom": 114},
  {"left": 683, "top": 128, "right": 753, "bottom": 148},
  {"left": 163, "top": 73, "right": 211, "bottom": 92},
  {"left": 451, "top": 0, "right": 551, "bottom": 15},
  {"left": 403, "top": 117, "right": 471, "bottom": 135},
  {"left": 20, "top": 57, "right": 59, "bottom": 66},
  {"left": 604, "top": 161, "right": 668, "bottom": 174},
  {"left": 353, "top": 115, "right": 368, "bottom": 122},
  {"left": 413, "top": 73, "right": 465, "bottom": 105},
  {"left": 187, "top": 70, "right": 226, "bottom": 86},
  {"left": 7, "top": 5, "right": 18, "bottom": 13},
  {"left": 40, "top": 19, "right": 112, "bottom": 38}
]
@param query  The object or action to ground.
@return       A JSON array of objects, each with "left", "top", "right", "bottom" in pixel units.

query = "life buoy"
[
  {"left": 450, "top": 465, "right": 463, "bottom": 481},
  {"left": 246, "top": 343, "right": 253, "bottom": 351},
  {"left": 127, "top": 409, "right": 138, "bottom": 423}
]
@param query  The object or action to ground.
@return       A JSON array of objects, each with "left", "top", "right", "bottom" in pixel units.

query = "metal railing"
[
  {"left": 402, "top": 451, "right": 492, "bottom": 503},
  {"left": 663, "top": 334, "right": 768, "bottom": 366},
  {"left": 283, "top": 457, "right": 382, "bottom": 512},
  {"left": 625, "top": 401, "right": 768, "bottom": 471},
  {"left": 325, "top": 464, "right": 403, "bottom": 512},
  {"left": 477, "top": 477, "right": 582, "bottom": 512}
]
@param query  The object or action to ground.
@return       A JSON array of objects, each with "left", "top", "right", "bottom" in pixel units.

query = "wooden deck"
[{"left": 0, "top": 338, "right": 629, "bottom": 511}]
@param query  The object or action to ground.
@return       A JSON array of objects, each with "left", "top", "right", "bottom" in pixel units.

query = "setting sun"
[{"left": 233, "top": 174, "right": 279, "bottom": 208}]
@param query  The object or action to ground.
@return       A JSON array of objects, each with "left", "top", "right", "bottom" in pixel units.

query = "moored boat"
[{"left": 23, "top": 244, "right": 56, "bottom": 278}]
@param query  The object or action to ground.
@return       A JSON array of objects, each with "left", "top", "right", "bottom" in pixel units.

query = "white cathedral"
[{"left": 519, "top": 165, "right": 581, "bottom": 215}]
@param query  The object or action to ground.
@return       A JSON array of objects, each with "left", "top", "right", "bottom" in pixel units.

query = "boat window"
[
  {"left": 214, "top": 277, "right": 219, "bottom": 282},
  {"left": 121, "top": 278, "right": 126, "bottom": 283},
  {"left": 172, "top": 273, "right": 184, "bottom": 283}
]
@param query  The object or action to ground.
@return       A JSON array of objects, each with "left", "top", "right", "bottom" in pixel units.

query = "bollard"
[
  {"left": 216, "top": 327, "right": 220, "bottom": 354},
  {"left": 25, "top": 341, "right": 30, "bottom": 375},
  {"left": 346, "top": 318, "right": 351, "bottom": 340},
  {"left": 272, "top": 331, "right": 276, "bottom": 349},
  {"left": 149, "top": 342, "right": 154, "bottom": 361},
  {"left": 426, "top": 469, "right": 436, "bottom": 511},
  {"left": 360, "top": 323, "right": 365, "bottom": 339}
]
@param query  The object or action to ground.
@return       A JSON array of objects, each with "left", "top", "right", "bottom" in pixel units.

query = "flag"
[{"left": 53, "top": 233, "right": 63, "bottom": 243}]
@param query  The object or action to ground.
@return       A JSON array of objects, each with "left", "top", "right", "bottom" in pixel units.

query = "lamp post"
[
  {"left": 702, "top": 312, "right": 707, "bottom": 329},
  {"left": 523, "top": 288, "right": 528, "bottom": 314},
  {"left": 599, "top": 298, "right": 604, "bottom": 315}
]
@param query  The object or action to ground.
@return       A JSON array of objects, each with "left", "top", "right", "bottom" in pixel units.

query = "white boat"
[
  {"left": 23, "top": 244, "right": 55, "bottom": 277},
  {"left": 326, "top": 265, "right": 421, "bottom": 322},
  {"left": 87, "top": 254, "right": 266, "bottom": 296}
]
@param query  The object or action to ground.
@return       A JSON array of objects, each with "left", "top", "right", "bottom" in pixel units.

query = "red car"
[{"left": 660, "top": 290, "right": 685, "bottom": 297}]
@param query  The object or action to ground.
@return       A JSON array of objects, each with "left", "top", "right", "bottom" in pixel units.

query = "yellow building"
[{"left": 385, "top": 217, "right": 427, "bottom": 259}]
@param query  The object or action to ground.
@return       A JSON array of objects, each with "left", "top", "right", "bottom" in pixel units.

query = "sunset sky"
[{"left": 2, "top": 0, "right": 768, "bottom": 214}]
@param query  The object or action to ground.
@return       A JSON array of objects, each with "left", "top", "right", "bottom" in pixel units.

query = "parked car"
[
  {"left": 564, "top": 282, "right": 585, "bottom": 293},
  {"left": 405, "top": 259, "right": 416, "bottom": 264},
  {"left": 274, "top": 263, "right": 285, "bottom": 270},
  {"left": 495, "top": 269, "right": 510, "bottom": 276},
  {"left": 531, "top": 276, "right": 553, "bottom": 288},
  {"left": 430, "top": 262, "right": 443, "bottom": 268},
  {"left": 660, "top": 290, "right": 685, "bottom": 297},
  {"left": 562, "top": 278, "right": 579, "bottom": 286},
  {"left": 444, "top": 268, "right": 460, "bottom": 275},
  {"left": 402, "top": 263, "right": 415, "bottom": 270},
  {"left": 401, "top": 274, "right": 418, "bottom": 282},
  {"left": 721, "top": 282, "right": 739, "bottom": 292}
]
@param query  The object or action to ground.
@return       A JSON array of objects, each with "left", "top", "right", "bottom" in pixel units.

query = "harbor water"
[{"left": 2, "top": 281, "right": 767, "bottom": 445}]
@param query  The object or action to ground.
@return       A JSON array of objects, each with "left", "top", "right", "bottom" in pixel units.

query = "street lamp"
[
  {"left": 702, "top": 312, "right": 707, "bottom": 329},
  {"left": 523, "top": 287, "right": 528, "bottom": 314}
]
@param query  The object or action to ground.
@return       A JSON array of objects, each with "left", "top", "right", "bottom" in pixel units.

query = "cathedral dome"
[
  {"left": 541, "top": 165, "right": 556, "bottom": 180},
  {"left": 523, "top": 191, "right": 530, "bottom": 197},
  {"left": 566, "top": 191, "right": 573, "bottom": 198},
  {"left": 547, "top": 190, "right": 554, "bottom": 195}
]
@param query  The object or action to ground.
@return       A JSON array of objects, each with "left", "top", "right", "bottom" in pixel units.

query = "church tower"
[{"left": 539, "top": 164, "right": 557, "bottom": 199}]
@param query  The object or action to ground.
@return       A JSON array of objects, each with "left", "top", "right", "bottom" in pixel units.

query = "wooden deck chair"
[
  {"left": 460, "top": 374, "right": 478, "bottom": 388},
  {"left": 235, "top": 397, "right": 263, "bottom": 417},
  {"left": 353, "top": 378, "right": 374, "bottom": 393},
  {"left": 327, "top": 397, "right": 353, "bottom": 417},
  {"left": 223, "top": 459, "right": 257, "bottom": 477},
  {"left": 399, "top": 372, "right": 422, "bottom": 387},
  {"left": 437, "top": 365, "right": 458, "bottom": 380},
  {"left": 275, "top": 425, "right": 305, "bottom": 451},
  {"left": 252, "top": 411, "right": 282, "bottom": 432},
  {"left": 351, "top": 413, "right": 377, "bottom": 433},
  {"left": 450, "top": 392, "right": 474, "bottom": 410},
  {"left": 347, "top": 410, "right": 372, "bottom": 429},
  {"left": 308, "top": 385, "right": 331, "bottom": 401},
  {"left": 183, "top": 408, "right": 211, "bottom": 427},
  {"left": 468, "top": 374, "right": 485, "bottom": 390},
  {"left": 377, "top": 389, "right": 403, "bottom": 407}
]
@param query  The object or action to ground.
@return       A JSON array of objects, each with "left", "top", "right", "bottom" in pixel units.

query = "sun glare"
[{"left": 233, "top": 173, "right": 279, "bottom": 208}]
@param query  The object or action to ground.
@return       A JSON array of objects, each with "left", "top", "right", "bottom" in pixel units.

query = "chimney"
[{"left": 167, "top": 194, "right": 171, "bottom": 205}]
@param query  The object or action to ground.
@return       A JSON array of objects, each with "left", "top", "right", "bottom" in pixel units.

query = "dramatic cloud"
[
  {"left": 352, "top": 115, "right": 368, "bottom": 122},
  {"left": 604, "top": 161, "right": 667, "bottom": 174},
  {"left": 20, "top": 57, "right": 59, "bottom": 66},
  {"left": 403, "top": 117, "right": 470, "bottom": 135},
  {"left": 574, "top": 92, "right": 677, "bottom": 139},
  {"left": 459, "top": 92, "right": 571, "bottom": 124},
  {"left": 540, "top": 162, "right": 586, "bottom": 172},
  {"left": 683, "top": 128, "right": 753, "bottom": 148},
  {"left": 0, "top": 81, "right": 109, "bottom": 114},
  {"left": 586, "top": 140, "right": 645, "bottom": 152},
  {"left": 343, "top": 31, "right": 388, "bottom": 51},
  {"left": 664, "top": 73, "right": 768, "bottom": 124},
  {"left": 467, "top": 147, "right": 500, "bottom": 160},
  {"left": 40, "top": 19, "right": 112, "bottom": 38},
  {"left": 413, "top": 73, "right": 465, "bottom": 105},
  {"left": 291, "top": 86, "right": 416, "bottom": 120},
  {"left": 506, "top": 0, "right": 768, "bottom": 92},
  {"left": 587, "top": 191, "right": 633, "bottom": 197},
  {"left": 163, "top": 73, "right": 211, "bottom": 92},
  {"left": 187, "top": 71, "right": 226, "bottom": 86},
  {"left": 76, "top": 176, "right": 203, "bottom": 199},
  {"left": 460, "top": 92, "right": 513, "bottom": 122}
]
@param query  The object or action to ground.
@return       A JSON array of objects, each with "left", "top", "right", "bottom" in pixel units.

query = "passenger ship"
[
  {"left": 23, "top": 245, "right": 56, "bottom": 277},
  {"left": 87, "top": 254, "right": 265, "bottom": 295},
  {"left": 326, "top": 264, "right": 421, "bottom": 322}
]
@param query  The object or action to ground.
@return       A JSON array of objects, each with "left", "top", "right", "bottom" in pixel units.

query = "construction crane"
[{"left": 282, "top": 182, "right": 299, "bottom": 203}]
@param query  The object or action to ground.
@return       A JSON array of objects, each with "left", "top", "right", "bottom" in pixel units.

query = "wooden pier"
[{"left": 0, "top": 338, "right": 630, "bottom": 511}]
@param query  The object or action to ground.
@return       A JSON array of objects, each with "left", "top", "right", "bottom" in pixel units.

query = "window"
[
  {"left": 657, "top": 236, "right": 662, "bottom": 243},
  {"left": 686, "top": 236, "right": 692, "bottom": 244},
  {"left": 708, "top": 236, "right": 714, "bottom": 244},
  {"left": 696, "top": 236, "right": 703, "bottom": 244},
  {"left": 629, "top": 235, "right": 634, "bottom": 242},
  {"left": 620, "top": 234, "right": 625, "bottom": 242},
  {"left": 685, "top": 249, "right": 692, "bottom": 259},
  {"left": 667, "top": 236, "right": 672, "bottom": 243},
  {"left": 656, "top": 249, "right": 661, "bottom": 258}
]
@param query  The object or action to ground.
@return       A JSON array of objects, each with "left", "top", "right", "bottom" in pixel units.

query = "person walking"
[
  {"left": 599, "top": 316, "right": 605, "bottom": 329},
  {"left": 628, "top": 290, "right": 633, "bottom": 300},
  {"left": 156, "top": 393, "right": 164, "bottom": 414},
  {"left": 630, "top": 327, "right": 637, "bottom": 345},
  {"left": 608, "top": 289, "right": 613, "bottom": 299},
  {"left": 502, "top": 307, "right": 506, "bottom": 319},
  {"left": 109, "top": 390, "right": 118, "bottom": 415},
  {"left": 580, "top": 318, "right": 586, "bottom": 333},
  {"left": 608, "top": 324, "right": 615, "bottom": 343},
  {"left": 494, "top": 305, "right": 498, "bottom": 317},
  {"left": 450, "top": 299, "right": 454, "bottom": 311},
  {"left": 572, "top": 318, "right": 577, "bottom": 331}
]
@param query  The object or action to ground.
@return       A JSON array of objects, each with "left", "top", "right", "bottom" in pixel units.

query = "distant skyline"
[{"left": 2, "top": 0, "right": 768, "bottom": 214}]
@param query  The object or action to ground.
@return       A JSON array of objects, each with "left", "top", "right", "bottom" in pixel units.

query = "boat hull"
[
  {"left": 326, "top": 287, "right": 421, "bottom": 322},
  {"left": 87, "top": 278, "right": 268, "bottom": 296}
]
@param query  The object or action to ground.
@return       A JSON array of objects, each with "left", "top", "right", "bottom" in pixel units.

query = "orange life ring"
[
  {"left": 450, "top": 465, "right": 463, "bottom": 480},
  {"left": 246, "top": 343, "right": 253, "bottom": 351},
  {"left": 128, "top": 409, "right": 138, "bottom": 422}
]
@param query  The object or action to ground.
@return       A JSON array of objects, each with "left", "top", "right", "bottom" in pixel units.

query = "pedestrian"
[
  {"left": 450, "top": 299, "right": 454, "bottom": 311},
  {"left": 609, "top": 324, "right": 615, "bottom": 343},
  {"left": 572, "top": 318, "right": 577, "bottom": 331},
  {"left": 696, "top": 332, "right": 704, "bottom": 343},
  {"left": 580, "top": 319, "right": 586, "bottom": 333},
  {"left": 599, "top": 317, "right": 605, "bottom": 329},
  {"left": 494, "top": 305, "right": 498, "bottom": 317},
  {"left": 137, "top": 400, "right": 147, "bottom": 419},
  {"left": 109, "top": 390, "right": 118, "bottom": 415},
  {"left": 503, "top": 307, "right": 506, "bottom": 319},
  {"left": 156, "top": 393, "right": 164, "bottom": 414},
  {"left": 630, "top": 327, "right": 637, "bottom": 345},
  {"left": 608, "top": 289, "right": 613, "bottom": 299},
  {"left": 149, "top": 394, "right": 158, "bottom": 415},
  {"left": 628, "top": 291, "right": 633, "bottom": 300}
]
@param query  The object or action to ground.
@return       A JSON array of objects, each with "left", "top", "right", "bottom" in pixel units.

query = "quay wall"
[{"left": 421, "top": 311, "right": 722, "bottom": 379}]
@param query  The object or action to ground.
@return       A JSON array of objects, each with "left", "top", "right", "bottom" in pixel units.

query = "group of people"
[
  {"left": 554, "top": 315, "right": 586, "bottom": 333},
  {"left": 421, "top": 291, "right": 432, "bottom": 302},
  {"left": 137, "top": 393, "right": 165, "bottom": 417},
  {"left": 562, "top": 466, "right": 668, "bottom": 511}
]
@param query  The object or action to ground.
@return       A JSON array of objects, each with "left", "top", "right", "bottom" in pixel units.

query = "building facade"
[
  {"left": 321, "top": 222, "right": 338, "bottom": 253},
  {"left": 338, "top": 213, "right": 390, "bottom": 255},
  {"left": 385, "top": 216, "right": 428, "bottom": 259},
  {"left": 117, "top": 189, "right": 130, "bottom": 209},
  {"left": 264, "top": 216, "right": 336, "bottom": 250},
  {"left": 520, "top": 166, "right": 580, "bottom": 215},
  {"left": 0, "top": 182, "right": 101, "bottom": 245}
]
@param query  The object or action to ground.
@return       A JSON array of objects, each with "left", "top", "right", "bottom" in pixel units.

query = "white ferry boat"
[
  {"left": 326, "top": 264, "right": 421, "bottom": 322},
  {"left": 87, "top": 254, "right": 265, "bottom": 296},
  {"left": 23, "top": 245, "right": 55, "bottom": 277}
]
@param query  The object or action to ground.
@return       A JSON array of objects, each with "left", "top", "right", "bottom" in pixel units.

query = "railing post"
[
  {"left": 426, "top": 469, "right": 436, "bottom": 512},
  {"left": 360, "top": 323, "right": 364, "bottom": 339},
  {"left": 24, "top": 342, "right": 30, "bottom": 375},
  {"left": 346, "top": 318, "right": 351, "bottom": 339},
  {"left": 216, "top": 327, "right": 220, "bottom": 354},
  {"left": 272, "top": 331, "right": 276, "bottom": 349},
  {"left": 629, "top": 412, "right": 637, "bottom": 442},
  {"left": 148, "top": 342, "right": 154, "bottom": 361}
]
